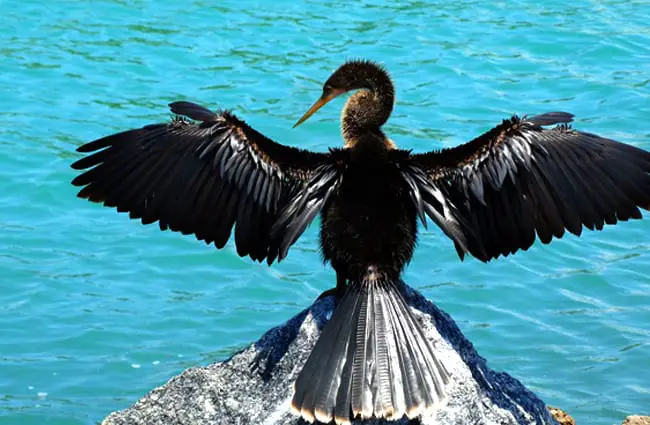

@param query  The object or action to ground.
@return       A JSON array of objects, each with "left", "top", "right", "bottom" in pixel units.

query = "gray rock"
[
  {"left": 101, "top": 285, "right": 558, "bottom": 425},
  {"left": 623, "top": 416, "right": 650, "bottom": 425}
]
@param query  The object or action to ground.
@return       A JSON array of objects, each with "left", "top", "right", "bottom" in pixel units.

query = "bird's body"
[
  {"left": 322, "top": 144, "right": 417, "bottom": 283},
  {"left": 70, "top": 59, "right": 650, "bottom": 424}
]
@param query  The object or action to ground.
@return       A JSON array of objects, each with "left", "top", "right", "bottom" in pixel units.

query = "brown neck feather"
[{"left": 341, "top": 88, "right": 394, "bottom": 149}]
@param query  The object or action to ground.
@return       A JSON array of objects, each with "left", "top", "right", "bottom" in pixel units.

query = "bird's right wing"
[{"left": 71, "top": 101, "right": 343, "bottom": 264}]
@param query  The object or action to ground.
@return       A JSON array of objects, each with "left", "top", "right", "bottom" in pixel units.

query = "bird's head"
[{"left": 293, "top": 59, "right": 392, "bottom": 128}]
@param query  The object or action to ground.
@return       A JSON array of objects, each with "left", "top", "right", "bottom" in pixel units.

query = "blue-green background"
[{"left": 1, "top": 1, "right": 649, "bottom": 424}]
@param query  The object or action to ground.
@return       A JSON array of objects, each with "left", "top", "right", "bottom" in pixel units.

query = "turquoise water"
[{"left": 1, "top": 0, "right": 649, "bottom": 424}]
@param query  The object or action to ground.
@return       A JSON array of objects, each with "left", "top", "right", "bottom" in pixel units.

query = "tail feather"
[
  {"left": 312, "top": 295, "right": 360, "bottom": 423},
  {"left": 292, "top": 275, "right": 449, "bottom": 424},
  {"left": 383, "top": 287, "right": 421, "bottom": 417},
  {"left": 390, "top": 286, "right": 448, "bottom": 402},
  {"left": 333, "top": 324, "right": 356, "bottom": 424},
  {"left": 292, "top": 288, "right": 359, "bottom": 423},
  {"left": 371, "top": 285, "right": 393, "bottom": 418},
  {"left": 384, "top": 286, "right": 447, "bottom": 415},
  {"left": 350, "top": 289, "right": 371, "bottom": 419},
  {"left": 332, "top": 294, "right": 362, "bottom": 425}
]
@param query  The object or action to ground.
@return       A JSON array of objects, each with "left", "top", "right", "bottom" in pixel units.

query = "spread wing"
[
  {"left": 403, "top": 112, "right": 650, "bottom": 262},
  {"left": 71, "top": 101, "right": 342, "bottom": 264}
]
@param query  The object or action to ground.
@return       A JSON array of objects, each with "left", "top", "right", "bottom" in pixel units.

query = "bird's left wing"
[
  {"left": 401, "top": 112, "right": 650, "bottom": 262},
  {"left": 71, "top": 101, "right": 343, "bottom": 264}
]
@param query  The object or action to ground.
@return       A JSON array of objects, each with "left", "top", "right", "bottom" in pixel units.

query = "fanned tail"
[{"left": 292, "top": 272, "right": 449, "bottom": 424}]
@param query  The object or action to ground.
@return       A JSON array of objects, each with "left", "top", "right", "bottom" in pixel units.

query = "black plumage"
[
  {"left": 410, "top": 113, "right": 650, "bottom": 262},
  {"left": 70, "top": 59, "right": 650, "bottom": 424},
  {"left": 72, "top": 102, "right": 334, "bottom": 263}
]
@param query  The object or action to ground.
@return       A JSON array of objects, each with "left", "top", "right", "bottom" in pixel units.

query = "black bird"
[{"left": 70, "top": 59, "right": 650, "bottom": 424}]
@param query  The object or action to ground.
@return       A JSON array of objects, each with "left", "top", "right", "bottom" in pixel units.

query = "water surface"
[{"left": 1, "top": 1, "right": 649, "bottom": 424}]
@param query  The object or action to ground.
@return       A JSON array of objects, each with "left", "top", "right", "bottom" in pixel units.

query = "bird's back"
[{"left": 319, "top": 148, "right": 418, "bottom": 280}]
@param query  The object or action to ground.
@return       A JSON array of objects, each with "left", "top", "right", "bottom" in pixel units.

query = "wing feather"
[
  {"left": 71, "top": 101, "right": 341, "bottom": 263},
  {"left": 405, "top": 112, "right": 650, "bottom": 262}
]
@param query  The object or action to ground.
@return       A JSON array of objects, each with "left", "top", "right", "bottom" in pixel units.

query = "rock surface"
[
  {"left": 623, "top": 416, "right": 650, "bottom": 425},
  {"left": 547, "top": 407, "right": 575, "bottom": 425},
  {"left": 102, "top": 285, "right": 559, "bottom": 425}
]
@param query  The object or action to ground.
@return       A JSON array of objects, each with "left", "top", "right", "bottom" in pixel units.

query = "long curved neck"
[{"left": 341, "top": 72, "right": 395, "bottom": 146}]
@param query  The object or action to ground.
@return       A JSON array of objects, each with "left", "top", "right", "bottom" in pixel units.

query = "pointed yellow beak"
[{"left": 293, "top": 89, "right": 346, "bottom": 128}]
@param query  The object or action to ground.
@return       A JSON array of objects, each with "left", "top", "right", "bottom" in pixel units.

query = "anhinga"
[{"left": 70, "top": 59, "right": 650, "bottom": 424}]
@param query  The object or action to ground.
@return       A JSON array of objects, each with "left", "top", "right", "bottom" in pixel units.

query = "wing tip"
[
  {"left": 70, "top": 159, "right": 85, "bottom": 170},
  {"left": 526, "top": 111, "right": 575, "bottom": 127},
  {"left": 75, "top": 141, "right": 101, "bottom": 154},
  {"left": 168, "top": 101, "right": 219, "bottom": 122}
]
